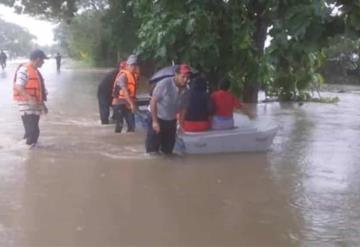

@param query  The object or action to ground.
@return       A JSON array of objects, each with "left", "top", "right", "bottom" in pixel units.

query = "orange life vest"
[
  {"left": 13, "top": 63, "right": 44, "bottom": 102},
  {"left": 112, "top": 69, "right": 137, "bottom": 105}
]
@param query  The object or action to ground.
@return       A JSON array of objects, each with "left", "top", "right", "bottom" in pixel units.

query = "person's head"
[
  {"left": 126, "top": 54, "right": 140, "bottom": 74},
  {"left": 219, "top": 78, "right": 231, "bottom": 91},
  {"left": 174, "top": 64, "right": 191, "bottom": 88},
  {"left": 30, "top": 49, "right": 48, "bottom": 68},
  {"left": 118, "top": 60, "right": 127, "bottom": 70},
  {"left": 190, "top": 75, "right": 207, "bottom": 92}
]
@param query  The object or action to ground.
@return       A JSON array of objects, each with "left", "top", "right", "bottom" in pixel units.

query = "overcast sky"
[{"left": 0, "top": 4, "right": 56, "bottom": 46}]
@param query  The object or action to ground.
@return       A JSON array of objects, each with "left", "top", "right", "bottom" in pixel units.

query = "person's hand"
[
  {"left": 28, "top": 96, "right": 37, "bottom": 106},
  {"left": 248, "top": 111, "right": 257, "bottom": 120},
  {"left": 152, "top": 121, "right": 160, "bottom": 133},
  {"left": 130, "top": 101, "right": 136, "bottom": 113},
  {"left": 43, "top": 104, "right": 48, "bottom": 115}
]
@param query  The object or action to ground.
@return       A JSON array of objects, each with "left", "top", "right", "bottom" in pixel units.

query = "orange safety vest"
[
  {"left": 112, "top": 69, "right": 137, "bottom": 105},
  {"left": 13, "top": 63, "right": 45, "bottom": 102}
]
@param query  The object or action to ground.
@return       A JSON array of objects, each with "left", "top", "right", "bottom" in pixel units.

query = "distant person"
[
  {"left": 0, "top": 50, "right": 7, "bottom": 70},
  {"left": 13, "top": 49, "right": 49, "bottom": 148},
  {"left": 112, "top": 55, "right": 140, "bottom": 133},
  {"left": 97, "top": 61, "right": 126, "bottom": 125},
  {"left": 180, "top": 76, "right": 213, "bottom": 132},
  {"left": 55, "top": 52, "right": 62, "bottom": 71},
  {"left": 211, "top": 78, "right": 255, "bottom": 130},
  {"left": 145, "top": 64, "right": 191, "bottom": 154}
]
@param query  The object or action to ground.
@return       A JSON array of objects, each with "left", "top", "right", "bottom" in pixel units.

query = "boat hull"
[{"left": 176, "top": 115, "right": 278, "bottom": 154}]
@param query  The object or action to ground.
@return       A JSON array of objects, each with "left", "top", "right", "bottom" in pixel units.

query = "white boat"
[{"left": 175, "top": 113, "right": 278, "bottom": 154}]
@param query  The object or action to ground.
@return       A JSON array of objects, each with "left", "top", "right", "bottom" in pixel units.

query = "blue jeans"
[{"left": 211, "top": 115, "right": 234, "bottom": 130}]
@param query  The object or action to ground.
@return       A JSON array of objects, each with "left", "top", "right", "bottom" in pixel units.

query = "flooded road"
[{"left": 1, "top": 60, "right": 360, "bottom": 246}]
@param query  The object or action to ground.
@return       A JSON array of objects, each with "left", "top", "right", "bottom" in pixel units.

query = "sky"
[{"left": 0, "top": 4, "right": 56, "bottom": 46}]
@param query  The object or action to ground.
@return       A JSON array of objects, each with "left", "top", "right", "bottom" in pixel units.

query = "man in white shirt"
[{"left": 13, "top": 49, "right": 48, "bottom": 148}]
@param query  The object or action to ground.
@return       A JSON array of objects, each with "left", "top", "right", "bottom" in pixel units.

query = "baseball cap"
[
  {"left": 30, "top": 49, "right": 49, "bottom": 60},
  {"left": 178, "top": 64, "right": 191, "bottom": 76},
  {"left": 126, "top": 54, "right": 138, "bottom": 65}
]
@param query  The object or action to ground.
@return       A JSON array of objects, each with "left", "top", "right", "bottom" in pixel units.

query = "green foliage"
[
  {"left": 324, "top": 35, "right": 360, "bottom": 73},
  {"left": 57, "top": 9, "right": 116, "bottom": 66},
  {"left": 104, "top": 0, "right": 140, "bottom": 60},
  {"left": 3, "top": 0, "right": 360, "bottom": 102},
  {"left": 0, "top": 18, "right": 36, "bottom": 57}
]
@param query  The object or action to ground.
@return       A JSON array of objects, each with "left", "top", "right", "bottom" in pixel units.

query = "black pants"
[
  {"left": 21, "top": 114, "right": 40, "bottom": 145},
  {"left": 113, "top": 104, "right": 135, "bottom": 133},
  {"left": 98, "top": 94, "right": 111, "bottom": 125},
  {"left": 145, "top": 115, "right": 177, "bottom": 154}
]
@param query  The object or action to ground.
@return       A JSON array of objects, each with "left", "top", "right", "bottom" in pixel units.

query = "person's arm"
[
  {"left": 207, "top": 96, "right": 214, "bottom": 115},
  {"left": 240, "top": 104, "right": 256, "bottom": 119},
  {"left": 150, "top": 95, "right": 160, "bottom": 133},
  {"left": 178, "top": 107, "right": 187, "bottom": 132},
  {"left": 237, "top": 100, "right": 256, "bottom": 119},
  {"left": 178, "top": 90, "right": 190, "bottom": 131},
  {"left": 233, "top": 94, "right": 256, "bottom": 119},
  {"left": 150, "top": 82, "right": 167, "bottom": 133}
]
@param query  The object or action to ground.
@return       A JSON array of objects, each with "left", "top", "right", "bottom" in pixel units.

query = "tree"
[
  {"left": 0, "top": 18, "right": 36, "bottom": 57},
  {"left": 104, "top": 0, "right": 140, "bottom": 60},
  {"left": 56, "top": 9, "right": 115, "bottom": 66},
  {"left": 4, "top": 0, "right": 360, "bottom": 102},
  {"left": 133, "top": 0, "right": 360, "bottom": 101}
]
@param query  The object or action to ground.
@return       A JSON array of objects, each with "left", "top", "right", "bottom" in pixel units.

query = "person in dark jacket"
[
  {"left": 0, "top": 50, "right": 7, "bottom": 70},
  {"left": 180, "top": 76, "right": 213, "bottom": 132},
  {"left": 55, "top": 52, "right": 62, "bottom": 72},
  {"left": 97, "top": 61, "right": 126, "bottom": 124}
]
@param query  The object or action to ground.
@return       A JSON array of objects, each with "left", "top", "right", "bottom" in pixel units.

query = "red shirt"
[{"left": 211, "top": 90, "right": 242, "bottom": 117}]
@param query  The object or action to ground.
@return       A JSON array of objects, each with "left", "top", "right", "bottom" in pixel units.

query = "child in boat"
[
  {"left": 211, "top": 78, "right": 255, "bottom": 130},
  {"left": 180, "top": 76, "right": 213, "bottom": 132}
]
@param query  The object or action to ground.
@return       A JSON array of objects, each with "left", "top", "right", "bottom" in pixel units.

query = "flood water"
[{"left": 1, "top": 60, "right": 360, "bottom": 247}]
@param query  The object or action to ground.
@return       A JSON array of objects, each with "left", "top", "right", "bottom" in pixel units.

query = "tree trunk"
[
  {"left": 243, "top": 2, "right": 269, "bottom": 103},
  {"left": 243, "top": 83, "right": 259, "bottom": 102}
]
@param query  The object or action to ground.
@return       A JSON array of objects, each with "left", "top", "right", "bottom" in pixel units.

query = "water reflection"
[{"left": 264, "top": 99, "right": 360, "bottom": 246}]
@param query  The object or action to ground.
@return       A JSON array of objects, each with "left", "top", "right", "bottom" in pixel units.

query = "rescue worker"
[
  {"left": 13, "top": 49, "right": 48, "bottom": 148},
  {"left": 112, "top": 55, "right": 139, "bottom": 133}
]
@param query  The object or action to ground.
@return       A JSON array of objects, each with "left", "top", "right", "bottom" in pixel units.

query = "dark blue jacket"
[{"left": 185, "top": 79, "right": 213, "bottom": 121}]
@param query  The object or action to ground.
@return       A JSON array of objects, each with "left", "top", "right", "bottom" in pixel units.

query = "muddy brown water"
[{"left": 0, "top": 60, "right": 359, "bottom": 246}]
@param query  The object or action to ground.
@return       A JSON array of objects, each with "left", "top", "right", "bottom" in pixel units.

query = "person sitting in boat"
[
  {"left": 180, "top": 76, "right": 213, "bottom": 132},
  {"left": 211, "top": 78, "right": 255, "bottom": 130}
]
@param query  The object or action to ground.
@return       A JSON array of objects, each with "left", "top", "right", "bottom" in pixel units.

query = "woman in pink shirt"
[{"left": 211, "top": 79, "right": 255, "bottom": 130}]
